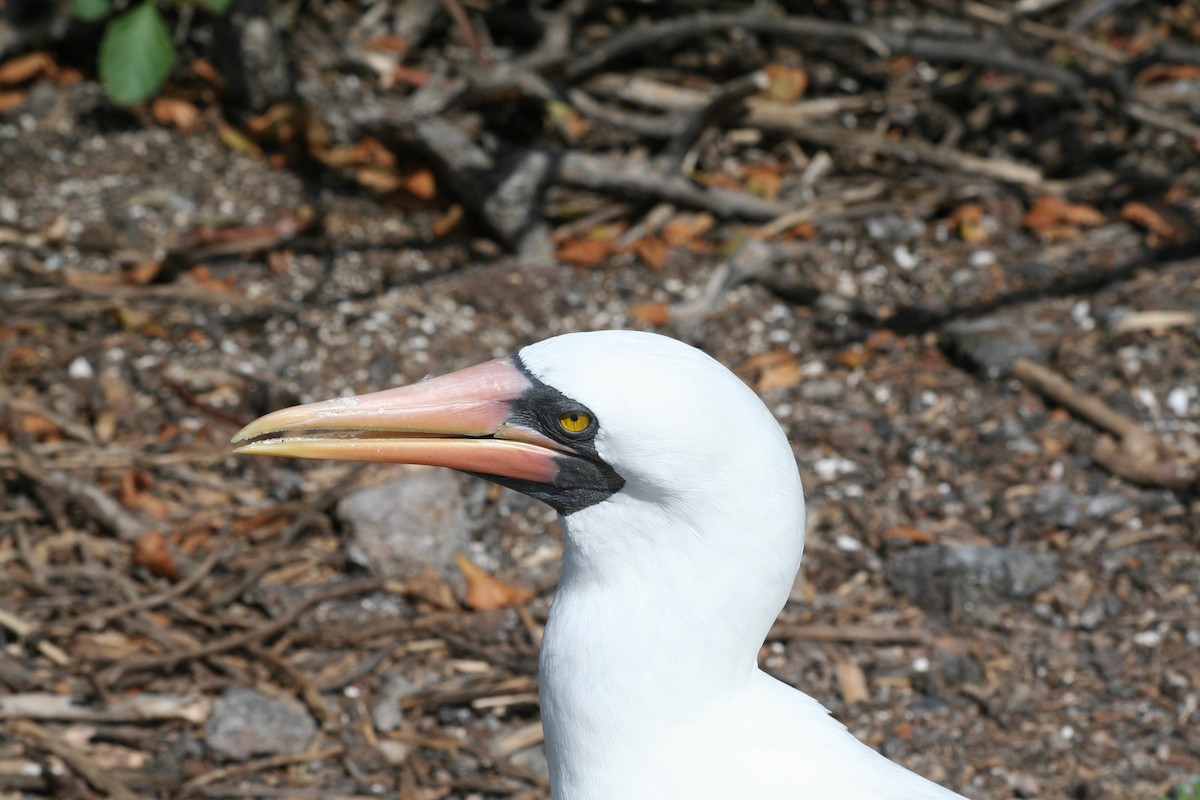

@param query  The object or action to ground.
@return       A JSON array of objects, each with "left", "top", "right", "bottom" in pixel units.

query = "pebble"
[
  {"left": 338, "top": 467, "right": 472, "bottom": 579},
  {"left": 205, "top": 688, "right": 316, "bottom": 760}
]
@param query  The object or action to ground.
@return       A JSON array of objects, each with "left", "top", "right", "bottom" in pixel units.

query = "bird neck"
[{"left": 539, "top": 486, "right": 804, "bottom": 790}]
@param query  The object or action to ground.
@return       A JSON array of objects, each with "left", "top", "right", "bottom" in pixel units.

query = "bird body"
[{"left": 235, "top": 330, "right": 968, "bottom": 799}]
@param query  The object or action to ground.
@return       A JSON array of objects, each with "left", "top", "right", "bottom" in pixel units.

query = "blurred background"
[{"left": 1, "top": 1, "right": 1198, "bottom": 797}]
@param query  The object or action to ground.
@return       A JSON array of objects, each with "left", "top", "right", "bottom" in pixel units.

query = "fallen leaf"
[
  {"left": 120, "top": 470, "right": 156, "bottom": 509},
  {"left": 151, "top": 96, "right": 203, "bottom": 132},
  {"left": 454, "top": 554, "right": 534, "bottom": 611},
  {"left": 217, "top": 123, "right": 262, "bottom": 155},
  {"left": 116, "top": 307, "right": 168, "bottom": 337},
  {"left": 403, "top": 168, "right": 437, "bottom": 200},
  {"left": 661, "top": 213, "right": 715, "bottom": 247},
  {"left": 739, "top": 351, "right": 802, "bottom": 392},
  {"left": 1136, "top": 63, "right": 1200, "bottom": 84},
  {"left": 431, "top": 204, "right": 464, "bottom": 237},
  {"left": 881, "top": 525, "right": 937, "bottom": 544},
  {"left": 123, "top": 260, "right": 163, "bottom": 286},
  {"left": 133, "top": 530, "right": 177, "bottom": 580},
  {"left": 1121, "top": 201, "right": 1176, "bottom": 239},
  {"left": 629, "top": 301, "right": 671, "bottom": 326},
  {"left": 19, "top": 413, "right": 59, "bottom": 441},
  {"left": 947, "top": 202, "right": 987, "bottom": 243},
  {"left": 317, "top": 138, "right": 396, "bottom": 169},
  {"left": 838, "top": 346, "right": 866, "bottom": 369},
  {"left": 190, "top": 57, "right": 225, "bottom": 87},
  {"left": 366, "top": 34, "right": 409, "bottom": 53},
  {"left": 1024, "top": 195, "right": 1104, "bottom": 239},
  {"left": 835, "top": 660, "right": 870, "bottom": 705},
  {"left": 546, "top": 99, "right": 590, "bottom": 143},
  {"left": 632, "top": 236, "right": 668, "bottom": 271},
  {"left": 354, "top": 166, "right": 404, "bottom": 193},
  {"left": 0, "top": 90, "right": 25, "bottom": 114},
  {"left": 0, "top": 52, "right": 55, "bottom": 85},
  {"left": 743, "top": 164, "right": 782, "bottom": 200},
  {"left": 55, "top": 67, "right": 84, "bottom": 87},
  {"left": 393, "top": 64, "right": 431, "bottom": 87},
  {"left": 763, "top": 64, "right": 808, "bottom": 103},
  {"left": 557, "top": 237, "right": 614, "bottom": 268},
  {"left": 696, "top": 173, "right": 742, "bottom": 192}
]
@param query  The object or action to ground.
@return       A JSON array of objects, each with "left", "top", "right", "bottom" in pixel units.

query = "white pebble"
[{"left": 68, "top": 356, "right": 94, "bottom": 379}]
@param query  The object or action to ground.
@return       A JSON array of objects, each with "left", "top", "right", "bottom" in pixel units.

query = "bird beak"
[{"left": 231, "top": 358, "right": 564, "bottom": 484}]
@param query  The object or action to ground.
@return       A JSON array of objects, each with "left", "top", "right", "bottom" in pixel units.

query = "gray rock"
[
  {"left": 941, "top": 305, "right": 1065, "bottom": 378},
  {"left": 338, "top": 467, "right": 472, "bottom": 580},
  {"left": 205, "top": 688, "right": 315, "bottom": 760},
  {"left": 885, "top": 545, "right": 1060, "bottom": 624},
  {"left": 371, "top": 672, "right": 416, "bottom": 733}
]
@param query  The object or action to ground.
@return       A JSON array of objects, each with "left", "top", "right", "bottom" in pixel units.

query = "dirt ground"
[{"left": 1, "top": 2, "right": 1199, "bottom": 799}]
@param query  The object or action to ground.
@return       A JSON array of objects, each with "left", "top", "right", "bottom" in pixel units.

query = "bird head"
[{"left": 234, "top": 330, "right": 804, "bottom": 579}]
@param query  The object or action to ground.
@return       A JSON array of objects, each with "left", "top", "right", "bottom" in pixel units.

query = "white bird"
[{"left": 234, "top": 330, "right": 967, "bottom": 800}]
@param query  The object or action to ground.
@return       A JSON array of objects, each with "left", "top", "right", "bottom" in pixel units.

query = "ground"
[{"left": 1, "top": 2, "right": 1199, "bottom": 799}]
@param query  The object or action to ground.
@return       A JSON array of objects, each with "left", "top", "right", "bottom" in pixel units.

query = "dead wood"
[{"left": 1013, "top": 357, "right": 1199, "bottom": 492}]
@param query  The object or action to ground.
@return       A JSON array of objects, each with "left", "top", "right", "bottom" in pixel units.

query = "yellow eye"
[{"left": 558, "top": 411, "right": 591, "bottom": 433}]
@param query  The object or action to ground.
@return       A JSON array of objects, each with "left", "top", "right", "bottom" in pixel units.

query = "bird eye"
[{"left": 558, "top": 411, "right": 591, "bottom": 434}]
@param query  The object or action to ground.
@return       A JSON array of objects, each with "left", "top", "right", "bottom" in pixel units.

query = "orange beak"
[{"left": 232, "top": 358, "right": 564, "bottom": 484}]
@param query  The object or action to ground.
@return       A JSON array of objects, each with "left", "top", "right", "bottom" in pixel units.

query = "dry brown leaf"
[
  {"left": 318, "top": 138, "right": 396, "bottom": 169},
  {"left": 632, "top": 237, "right": 668, "bottom": 271},
  {"left": 0, "top": 52, "right": 55, "bottom": 85},
  {"left": 431, "top": 204, "right": 465, "bottom": 237},
  {"left": 133, "top": 530, "right": 177, "bottom": 580},
  {"left": 739, "top": 351, "right": 802, "bottom": 392},
  {"left": 0, "top": 90, "right": 25, "bottom": 114},
  {"left": 763, "top": 64, "right": 808, "bottom": 103},
  {"left": 366, "top": 34, "right": 409, "bottom": 54},
  {"left": 1120, "top": 201, "right": 1176, "bottom": 239},
  {"left": 354, "top": 166, "right": 404, "bottom": 193},
  {"left": 454, "top": 554, "right": 534, "bottom": 611},
  {"left": 557, "top": 237, "right": 614, "bottom": 268},
  {"left": 187, "top": 264, "right": 236, "bottom": 293},
  {"left": 947, "top": 202, "right": 987, "bottom": 243},
  {"left": 151, "top": 97, "right": 203, "bottom": 133},
  {"left": 1136, "top": 63, "right": 1200, "bottom": 84},
  {"left": 393, "top": 64, "right": 431, "bottom": 87},
  {"left": 547, "top": 100, "right": 590, "bottom": 144},
  {"left": 123, "top": 260, "right": 163, "bottom": 286},
  {"left": 838, "top": 346, "right": 866, "bottom": 369},
  {"left": 217, "top": 123, "right": 262, "bottom": 155},
  {"left": 661, "top": 213, "right": 715, "bottom": 247},
  {"left": 744, "top": 164, "right": 782, "bottom": 200},
  {"left": 19, "top": 413, "right": 59, "bottom": 441},
  {"left": 629, "top": 301, "right": 671, "bottom": 326},
  {"left": 881, "top": 525, "right": 937, "bottom": 544},
  {"left": 191, "top": 57, "right": 225, "bottom": 87},
  {"left": 1024, "top": 195, "right": 1104, "bottom": 238},
  {"left": 403, "top": 168, "right": 437, "bottom": 200},
  {"left": 116, "top": 307, "right": 167, "bottom": 337},
  {"left": 695, "top": 172, "right": 742, "bottom": 191},
  {"left": 835, "top": 660, "right": 870, "bottom": 705},
  {"left": 55, "top": 67, "right": 83, "bottom": 87}
]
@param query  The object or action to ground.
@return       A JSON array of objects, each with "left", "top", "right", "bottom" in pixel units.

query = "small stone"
[
  {"left": 68, "top": 356, "right": 93, "bottom": 379},
  {"left": 338, "top": 467, "right": 472, "bottom": 580},
  {"left": 885, "top": 545, "right": 1060, "bottom": 624},
  {"left": 205, "top": 688, "right": 315, "bottom": 760}
]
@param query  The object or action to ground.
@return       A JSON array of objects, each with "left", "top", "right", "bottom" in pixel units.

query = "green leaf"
[
  {"left": 193, "top": 0, "right": 232, "bottom": 13},
  {"left": 71, "top": 0, "right": 114, "bottom": 22},
  {"left": 98, "top": 1, "right": 175, "bottom": 106}
]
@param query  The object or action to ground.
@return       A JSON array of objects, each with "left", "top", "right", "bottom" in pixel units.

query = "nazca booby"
[{"left": 234, "top": 330, "right": 967, "bottom": 800}]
